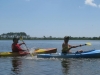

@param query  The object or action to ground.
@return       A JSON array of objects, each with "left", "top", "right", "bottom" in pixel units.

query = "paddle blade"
[
  {"left": 20, "top": 36, "right": 23, "bottom": 41},
  {"left": 86, "top": 42, "right": 91, "bottom": 46}
]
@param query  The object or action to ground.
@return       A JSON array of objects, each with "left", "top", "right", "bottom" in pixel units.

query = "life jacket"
[
  {"left": 12, "top": 43, "right": 22, "bottom": 52},
  {"left": 62, "top": 44, "right": 70, "bottom": 53}
]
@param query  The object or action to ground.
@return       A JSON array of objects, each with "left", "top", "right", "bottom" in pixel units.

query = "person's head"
[
  {"left": 13, "top": 38, "right": 19, "bottom": 43},
  {"left": 64, "top": 36, "right": 69, "bottom": 43}
]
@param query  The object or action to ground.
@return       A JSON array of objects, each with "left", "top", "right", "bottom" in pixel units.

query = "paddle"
[
  {"left": 20, "top": 36, "right": 34, "bottom": 57},
  {"left": 68, "top": 42, "right": 91, "bottom": 50}
]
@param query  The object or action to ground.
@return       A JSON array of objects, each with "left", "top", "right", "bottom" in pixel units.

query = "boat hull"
[
  {"left": 34, "top": 48, "right": 57, "bottom": 54},
  {"left": 0, "top": 48, "right": 57, "bottom": 57},
  {"left": 37, "top": 50, "right": 100, "bottom": 58},
  {"left": 0, "top": 52, "right": 28, "bottom": 57}
]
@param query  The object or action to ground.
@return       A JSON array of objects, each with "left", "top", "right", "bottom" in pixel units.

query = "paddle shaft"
[
  {"left": 21, "top": 39, "right": 34, "bottom": 57},
  {"left": 74, "top": 44, "right": 86, "bottom": 48},
  {"left": 69, "top": 44, "right": 87, "bottom": 50},
  {"left": 21, "top": 40, "right": 29, "bottom": 51}
]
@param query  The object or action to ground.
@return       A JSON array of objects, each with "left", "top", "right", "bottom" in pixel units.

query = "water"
[{"left": 0, "top": 40, "right": 100, "bottom": 75}]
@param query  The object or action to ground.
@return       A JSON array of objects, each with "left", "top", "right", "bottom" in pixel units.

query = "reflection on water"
[
  {"left": 61, "top": 59, "right": 70, "bottom": 74},
  {"left": 11, "top": 57, "right": 22, "bottom": 75}
]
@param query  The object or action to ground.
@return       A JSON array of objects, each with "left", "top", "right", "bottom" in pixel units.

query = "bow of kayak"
[{"left": 34, "top": 48, "right": 57, "bottom": 54}]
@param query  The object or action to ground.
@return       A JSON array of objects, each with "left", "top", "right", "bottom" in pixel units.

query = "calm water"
[{"left": 0, "top": 40, "right": 100, "bottom": 75}]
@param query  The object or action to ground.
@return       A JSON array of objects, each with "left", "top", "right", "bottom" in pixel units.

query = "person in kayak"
[
  {"left": 62, "top": 36, "right": 83, "bottom": 53},
  {"left": 12, "top": 37, "right": 27, "bottom": 52}
]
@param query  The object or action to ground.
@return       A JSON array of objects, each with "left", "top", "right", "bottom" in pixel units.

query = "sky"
[{"left": 0, "top": 0, "right": 100, "bottom": 37}]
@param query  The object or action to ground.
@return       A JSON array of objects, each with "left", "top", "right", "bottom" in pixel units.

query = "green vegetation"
[
  {"left": 0, "top": 32, "right": 100, "bottom": 40},
  {"left": 0, "top": 32, "right": 30, "bottom": 40}
]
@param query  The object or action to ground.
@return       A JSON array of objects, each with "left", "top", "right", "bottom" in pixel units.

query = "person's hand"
[
  {"left": 22, "top": 50, "right": 26, "bottom": 51},
  {"left": 22, "top": 42, "right": 25, "bottom": 44},
  {"left": 80, "top": 44, "right": 82, "bottom": 47},
  {"left": 72, "top": 46, "right": 76, "bottom": 48}
]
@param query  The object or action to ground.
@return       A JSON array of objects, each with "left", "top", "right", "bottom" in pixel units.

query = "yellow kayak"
[
  {"left": 34, "top": 48, "right": 57, "bottom": 54},
  {"left": 0, "top": 52, "right": 26, "bottom": 57},
  {"left": 0, "top": 48, "right": 57, "bottom": 57},
  {"left": 0, "top": 52, "right": 29, "bottom": 57}
]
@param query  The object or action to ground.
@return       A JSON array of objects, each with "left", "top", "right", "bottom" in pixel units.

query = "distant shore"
[
  {"left": 0, "top": 32, "right": 100, "bottom": 40},
  {"left": 0, "top": 38, "right": 100, "bottom": 40}
]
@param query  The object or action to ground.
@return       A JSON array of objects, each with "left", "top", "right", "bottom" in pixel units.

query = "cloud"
[{"left": 85, "top": 0, "right": 97, "bottom": 7}]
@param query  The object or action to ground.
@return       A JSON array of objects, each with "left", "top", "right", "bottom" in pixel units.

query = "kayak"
[
  {"left": 0, "top": 48, "right": 57, "bottom": 57},
  {"left": 0, "top": 52, "right": 28, "bottom": 57},
  {"left": 37, "top": 49, "right": 100, "bottom": 58},
  {"left": 34, "top": 48, "right": 57, "bottom": 54}
]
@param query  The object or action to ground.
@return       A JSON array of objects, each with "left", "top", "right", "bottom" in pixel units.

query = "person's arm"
[
  {"left": 70, "top": 44, "right": 82, "bottom": 48},
  {"left": 19, "top": 43, "right": 25, "bottom": 46},
  {"left": 68, "top": 44, "right": 72, "bottom": 47},
  {"left": 16, "top": 44, "right": 26, "bottom": 51}
]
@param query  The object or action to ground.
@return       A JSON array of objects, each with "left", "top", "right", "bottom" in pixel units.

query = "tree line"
[
  {"left": 0, "top": 32, "right": 100, "bottom": 40},
  {"left": 0, "top": 32, "right": 30, "bottom": 40}
]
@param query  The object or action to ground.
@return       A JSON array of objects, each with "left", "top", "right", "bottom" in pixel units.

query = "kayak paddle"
[
  {"left": 74, "top": 42, "right": 91, "bottom": 48},
  {"left": 68, "top": 42, "right": 92, "bottom": 50},
  {"left": 20, "top": 36, "right": 34, "bottom": 57}
]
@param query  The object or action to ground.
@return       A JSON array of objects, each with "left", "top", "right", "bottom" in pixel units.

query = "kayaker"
[
  {"left": 62, "top": 36, "right": 83, "bottom": 53},
  {"left": 12, "top": 37, "right": 27, "bottom": 52}
]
